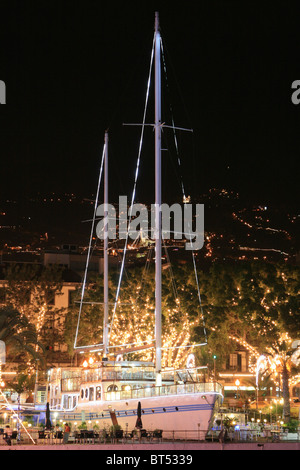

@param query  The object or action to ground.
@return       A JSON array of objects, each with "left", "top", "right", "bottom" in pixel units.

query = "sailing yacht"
[{"left": 47, "top": 12, "right": 223, "bottom": 438}]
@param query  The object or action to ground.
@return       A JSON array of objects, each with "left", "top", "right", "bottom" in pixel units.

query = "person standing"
[
  {"left": 63, "top": 423, "right": 70, "bottom": 444},
  {"left": 4, "top": 425, "right": 13, "bottom": 446}
]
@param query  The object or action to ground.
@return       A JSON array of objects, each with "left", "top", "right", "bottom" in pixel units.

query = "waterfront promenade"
[{"left": 1, "top": 425, "right": 299, "bottom": 451}]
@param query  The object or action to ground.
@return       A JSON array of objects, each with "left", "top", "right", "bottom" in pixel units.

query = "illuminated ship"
[{"left": 47, "top": 12, "right": 223, "bottom": 438}]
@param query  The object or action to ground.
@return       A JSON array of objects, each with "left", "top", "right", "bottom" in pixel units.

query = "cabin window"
[
  {"left": 81, "top": 389, "right": 84, "bottom": 399},
  {"left": 85, "top": 388, "right": 88, "bottom": 399},
  {"left": 96, "top": 386, "right": 101, "bottom": 400},
  {"left": 107, "top": 384, "right": 118, "bottom": 392},
  {"left": 89, "top": 387, "right": 94, "bottom": 401},
  {"left": 68, "top": 396, "right": 73, "bottom": 409}
]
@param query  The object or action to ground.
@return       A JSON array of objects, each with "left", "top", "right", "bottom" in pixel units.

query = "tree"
[
  {"left": 0, "top": 306, "right": 45, "bottom": 368},
  {"left": 5, "top": 372, "right": 36, "bottom": 440},
  {"left": 64, "top": 258, "right": 300, "bottom": 389},
  {"left": 226, "top": 333, "right": 300, "bottom": 422},
  {"left": 268, "top": 339, "right": 295, "bottom": 422},
  {"left": 3, "top": 264, "right": 64, "bottom": 355},
  {"left": 65, "top": 264, "right": 204, "bottom": 368},
  {"left": 191, "top": 261, "right": 300, "bottom": 362}
]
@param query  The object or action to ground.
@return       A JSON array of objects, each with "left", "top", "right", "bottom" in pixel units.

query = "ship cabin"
[
  {"left": 48, "top": 361, "right": 160, "bottom": 411},
  {"left": 48, "top": 360, "right": 204, "bottom": 412}
]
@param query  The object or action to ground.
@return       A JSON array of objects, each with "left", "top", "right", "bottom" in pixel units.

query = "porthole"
[
  {"left": 96, "top": 386, "right": 101, "bottom": 400},
  {"left": 81, "top": 389, "right": 84, "bottom": 399},
  {"left": 121, "top": 385, "right": 131, "bottom": 391},
  {"left": 85, "top": 388, "right": 88, "bottom": 398}
]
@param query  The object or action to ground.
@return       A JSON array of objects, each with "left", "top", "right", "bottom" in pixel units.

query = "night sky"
[{"left": 0, "top": 2, "right": 299, "bottom": 208}]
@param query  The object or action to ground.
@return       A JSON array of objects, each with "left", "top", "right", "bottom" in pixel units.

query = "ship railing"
[
  {"left": 49, "top": 403, "right": 78, "bottom": 412},
  {"left": 81, "top": 370, "right": 156, "bottom": 382},
  {"left": 61, "top": 377, "right": 81, "bottom": 393},
  {"left": 105, "top": 381, "right": 222, "bottom": 402},
  {"left": 60, "top": 369, "right": 203, "bottom": 388}
]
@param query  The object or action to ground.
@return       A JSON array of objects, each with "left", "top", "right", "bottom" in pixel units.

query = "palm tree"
[
  {"left": 269, "top": 340, "right": 295, "bottom": 423},
  {"left": 0, "top": 306, "right": 45, "bottom": 366},
  {"left": 229, "top": 334, "right": 298, "bottom": 423},
  {"left": 5, "top": 373, "right": 36, "bottom": 440},
  {"left": 243, "top": 373, "right": 275, "bottom": 408}
]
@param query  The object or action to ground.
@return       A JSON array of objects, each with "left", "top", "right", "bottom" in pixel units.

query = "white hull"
[{"left": 51, "top": 390, "right": 222, "bottom": 439}]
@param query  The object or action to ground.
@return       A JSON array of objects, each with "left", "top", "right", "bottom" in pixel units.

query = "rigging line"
[
  {"left": 108, "top": 339, "right": 154, "bottom": 349},
  {"left": 79, "top": 340, "right": 155, "bottom": 353},
  {"left": 107, "top": 343, "right": 207, "bottom": 354},
  {"left": 162, "top": 235, "right": 202, "bottom": 357},
  {"left": 160, "top": 36, "right": 193, "bottom": 130},
  {"left": 134, "top": 245, "right": 154, "bottom": 306},
  {"left": 108, "top": 32, "right": 156, "bottom": 343},
  {"left": 0, "top": 389, "right": 36, "bottom": 444},
  {"left": 161, "top": 37, "right": 207, "bottom": 344},
  {"left": 72, "top": 238, "right": 99, "bottom": 303},
  {"left": 111, "top": 238, "right": 129, "bottom": 280},
  {"left": 161, "top": 37, "right": 186, "bottom": 197},
  {"left": 74, "top": 142, "right": 106, "bottom": 350},
  {"left": 107, "top": 339, "right": 207, "bottom": 351},
  {"left": 161, "top": 342, "right": 207, "bottom": 350},
  {"left": 182, "top": 202, "right": 207, "bottom": 342},
  {"left": 162, "top": 235, "right": 179, "bottom": 303},
  {"left": 191, "top": 248, "right": 207, "bottom": 340}
]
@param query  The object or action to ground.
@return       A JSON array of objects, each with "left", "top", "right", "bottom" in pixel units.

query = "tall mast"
[
  {"left": 154, "top": 11, "right": 162, "bottom": 384},
  {"left": 103, "top": 130, "right": 109, "bottom": 357}
]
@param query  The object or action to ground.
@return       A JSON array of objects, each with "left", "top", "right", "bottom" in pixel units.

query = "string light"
[
  {"left": 229, "top": 333, "right": 300, "bottom": 392},
  {"left": 107, "top": 285, "right": 201, "bottom": 369},
  {"left": 0, "top": 362, "right": 5, "bottom": 388}
]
